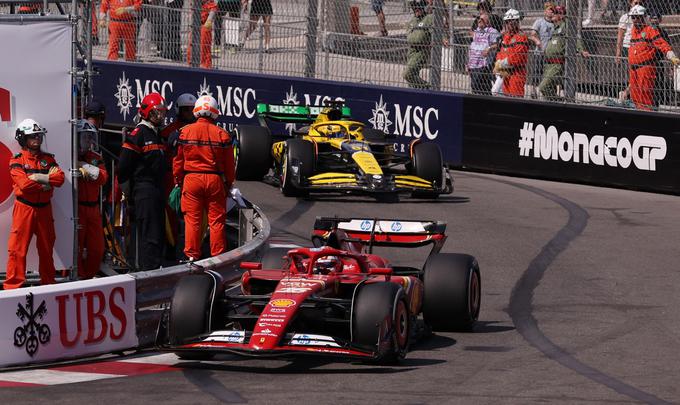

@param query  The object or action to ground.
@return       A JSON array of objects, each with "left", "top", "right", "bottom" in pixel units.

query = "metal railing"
[{"left": 4, "top": 0, "right": 680, "bottom": 112}]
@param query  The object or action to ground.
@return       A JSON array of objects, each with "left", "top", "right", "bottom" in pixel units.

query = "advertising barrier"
[
  {"left": 0, "top": 275, "right": 137, "bottom": 368},
  {"left": 462, "top": 96, "right": 680, "bottom": 194},
  {"left": 93, "top": 61, "right": 679, "bottom": 194},
  {"left": 92, "top": 61, "right": 464, "bottom": 165}
]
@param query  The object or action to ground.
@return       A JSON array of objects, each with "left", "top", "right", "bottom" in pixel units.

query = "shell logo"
[
  {"left": 269, "top": 298, "right": 296, "bottom": 308},
  {"left": 0, "top": 141, "right": 12, "bottom": 205}
]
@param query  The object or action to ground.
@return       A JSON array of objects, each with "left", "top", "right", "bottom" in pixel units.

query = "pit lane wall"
[
  {"left": 0, "top": 202, "right": 269, "bottom": 368},
  {"left": 94, "top": 61, "right": 678, "bottom": 194}
]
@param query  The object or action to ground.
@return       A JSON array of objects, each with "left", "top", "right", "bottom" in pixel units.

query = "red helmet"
[{"left": 139, "top": 93, "right": 167, "bottom": 120}]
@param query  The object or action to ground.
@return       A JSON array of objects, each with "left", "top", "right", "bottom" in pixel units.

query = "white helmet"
[
  {"left": 629, "top": 4, "right": 646, "bottom": 15},
  {"left": 503, "top": 8, "right": 522, "bottom": 20},
  {"left": 15, "top": 118, "right": 46, "bottom": 146},
  {"left": 193, "top": 95, "right": 219, "bottom": 119},
  {"left": 175, "top": 93, "right": 197, "bottom": 113}
]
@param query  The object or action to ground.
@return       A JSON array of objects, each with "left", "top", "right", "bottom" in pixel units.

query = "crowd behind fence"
[{"left": 4, "top": 0, "right": 680, "bottom": 112}]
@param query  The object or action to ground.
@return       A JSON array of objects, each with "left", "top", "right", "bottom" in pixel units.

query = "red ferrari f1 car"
[{"left": 164, "top": 217, "right": 481, "bottom": 363}]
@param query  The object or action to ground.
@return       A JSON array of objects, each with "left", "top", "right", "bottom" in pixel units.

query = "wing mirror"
[
  {"left": 368, "top": 267, "right": 393, "bottom": 280},
  {"left": 240, "top": 262, "right": 262, "bottom": 270}
]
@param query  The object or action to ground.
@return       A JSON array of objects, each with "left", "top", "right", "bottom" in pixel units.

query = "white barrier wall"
[
  {"left": 0, "top": 20, "right": 74, "bottom": 272},
  {"left": 0, "top": 276, "right": 138, "bottom": 367}
]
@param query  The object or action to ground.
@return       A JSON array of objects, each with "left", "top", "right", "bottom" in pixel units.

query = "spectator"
[
  {"left": 243, "top": 0, "right": 273, "bottom": 51},
  {"left": 627, "top": 5, "right": 679, "bottom": 110},
  {"left": 649, "top": 11, "right": 671, "bottom": 109},
  {"left": 372, "top": 0, "right": 389, "bottom": 36},
  {"left": 539, "top": 6, "right": 589, "bottom": 101},
  {"left": 467, "top": 13, "right": 500, "bottom": 95},
  {"left": 187, "top": 0, "right": 216, "bottom": 68},
  {"left": 583, "top": 0, "right": 610, "bottom": 26},
  {"left": 214, "top": 0, "right": 242, "bottom": 52},
  {"left": 494, "top": 8, "right": 530, "bottom": 97},
  {"left": 528, "top": 2, "right": 555, "bottom": 98},
  {"left": 100, "top": 0, "right": 142, "bottom": 61},
  {"left": 403, "top": 0, "right": 433, "bottom": 90},
  {"left": 472, "top": 0, "right": 503, "bottom": 32},
  {"left": 146, "top": 0, "right": 165, "bottom": 56},
  {"left": 164, "top": 0, "right": 184, "bottom": 61}
]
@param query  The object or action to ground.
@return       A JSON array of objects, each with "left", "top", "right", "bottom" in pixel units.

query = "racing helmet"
[
  {"left": 629, "top": 4, "right": 646, "bottom": 15},
  {"left": 77, "top": 119, "right": 98, "bottom": 153},
  {"left": 503, "top": 8, "right": 522, "bottom": 20},
  {"left": 313, "top": 256, "right": 342, "bottom": 275},
  {"left": 193, "top": 95, "right": 220, "bottom": 119},
  {"left": 175, "top": 93, "right": 197, "bottom": 114},
  {"left": 15, "top": 118, "right": 47, "bottom": 147},
  {"left": 138, "top": 92, "right": 168, "bottom": 121}
]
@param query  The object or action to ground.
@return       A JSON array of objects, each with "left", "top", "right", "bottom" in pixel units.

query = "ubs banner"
[
  {"left": 92, "top": 61, "right": 463, "bottom": 164},
  {"left": 462, "top": 96, "right": 680, "bottom": 194}
]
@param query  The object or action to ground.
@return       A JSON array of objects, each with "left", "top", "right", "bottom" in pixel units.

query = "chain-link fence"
[{"left": 4, "top": 0, "right": 680, "bottom": 112}]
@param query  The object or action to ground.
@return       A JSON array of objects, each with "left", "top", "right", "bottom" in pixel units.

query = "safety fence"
[
  {"left": 3, "top": 0, "right": 680, "bottom": 112},
  {"left": 0, "top": 198, "right": 269, "bottom": 368}
]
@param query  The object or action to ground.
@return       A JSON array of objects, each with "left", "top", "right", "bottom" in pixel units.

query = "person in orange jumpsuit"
[
  {"left": 173, "top": 95, "right": 234, "bottom": 260},
  {"left": 187, "top": 0, "right": 217, "bottom": 69},
  {"left": 494, "top": 8, "right": 529, "bottom": 97},
  {"left": 99, "top": 0, "right": 142, "bottom": 61},
  {"left": 76, "top": 120, "right": 109, "bottom": 279},
  {"left": 627, "top": 4, "right": 680, "bottom": 110},
  {"left": 4, "top": 119, "right": 65, "bottom": 290}
]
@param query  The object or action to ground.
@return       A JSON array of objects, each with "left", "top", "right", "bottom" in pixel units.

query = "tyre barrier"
[{"left": 0, "top": 200, "right": 269, "bottom": 369}]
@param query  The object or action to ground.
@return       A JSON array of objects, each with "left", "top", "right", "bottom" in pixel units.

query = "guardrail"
[{"left": 0, "top": 199, "right": 269, "bottom": 369}]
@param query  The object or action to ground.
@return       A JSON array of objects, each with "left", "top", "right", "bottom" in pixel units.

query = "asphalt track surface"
[{"left": 2, "top": 171, "right": 680, "bottom": 404}]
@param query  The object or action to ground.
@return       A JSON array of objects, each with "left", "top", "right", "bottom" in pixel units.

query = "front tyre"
[
  {"left": 352, "top": 283, "right": 410, "bottom": 363},
  {"left": 280, "top": 139, "right": 315, "bottom": 197},
  {"left": 410, "top": 142, "right": 444, "bottom": 199},
  {"left": 423, "top": 253, "right": 481, "bottom": 332}
]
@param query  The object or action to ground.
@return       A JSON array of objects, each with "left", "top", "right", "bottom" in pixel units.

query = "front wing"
[
  {"left": 291, "top": 170, "right": 453, "bottom": 195},
  {"left": 166, "top": 331, "right": 389, "bottom": 360}
]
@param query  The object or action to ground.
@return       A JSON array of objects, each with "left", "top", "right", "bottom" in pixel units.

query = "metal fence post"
[
  {"left": 564, "top": 0, "right": 578, "bottom": 101},
  {"left": 190, "top": 0, "right": 201, "bottom": 67},
  {"left": 430, "top": 0, "right": 444, "bottom": 91},
  {"left": 304, "top": 0, "right": 319, "bottom": 78}
]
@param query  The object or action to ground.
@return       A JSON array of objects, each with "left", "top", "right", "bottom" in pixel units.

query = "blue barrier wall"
[
  {"left": 93, "top": 61, "right": 678, "bottom": 194},
  {"left": 92, "top": 61, "right": 464, "bottom": 165}
]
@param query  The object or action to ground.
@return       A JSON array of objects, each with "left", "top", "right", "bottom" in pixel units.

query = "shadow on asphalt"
[
  {"left": 473, "top": 321, "right": 516, "bottom": 334},
  {"left": 299, "top": 195, "right": 470, "bottom": 204},
  {"left": 410, "top": 333, "right": 457, "bottom": 351},
  {"left": 176, "top": 357, "right": 422, "bottom": 374}
]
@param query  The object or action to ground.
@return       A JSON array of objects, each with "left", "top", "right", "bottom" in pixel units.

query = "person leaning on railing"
[
  {"left": 99, "top": 0, "right": 143, "bottom": 61},
  {"left": 627, "top": 5, "right": 680, "bottom": 110},
  {"left": 538, "top": 6, "right": 589, "bottom": 101}
]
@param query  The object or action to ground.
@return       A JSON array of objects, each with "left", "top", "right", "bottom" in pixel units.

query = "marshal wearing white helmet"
[{"left": 193, "top": 95, "right": 220, "bottom": 120}]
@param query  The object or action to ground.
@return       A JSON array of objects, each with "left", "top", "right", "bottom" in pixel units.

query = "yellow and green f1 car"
[{"left": 235, "top": 101, "right": 453, "bottom": 199}]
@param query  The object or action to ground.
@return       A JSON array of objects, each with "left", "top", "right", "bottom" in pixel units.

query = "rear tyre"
[
  {"left": 236, "top": 125, "right": 272, "bottom": 181},
  {"left": 280, "top": 139, "right": 315, "bottom": 197},
  {"left": 423, "top": 253, "right": 481, "bottom": 332},
  {"left": 260, "top": 247, "right": 290, "bottom": 270},
  {"left": 410, "top": 142, "right": 443, "bottom": 199},
  {"left": 352, "top": 283, "right": 410, "bottom": 363},
  {"left": 169, "top": 273, "right": 220, "bottom": 360}
]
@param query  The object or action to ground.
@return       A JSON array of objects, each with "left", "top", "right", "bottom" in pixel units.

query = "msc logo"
[
  {"left": 114, "top": 72, "right": 135, "bottom": 120},
  {"left": 369, "top": 94, "right": 440, "bottom": 140}
]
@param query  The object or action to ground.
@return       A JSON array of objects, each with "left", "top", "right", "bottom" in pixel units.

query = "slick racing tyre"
[
  {"left": 280, "top": 139, "right": 315, "bottom": 197},
  {"left": 423, "top": 253, "right": 481, "bottom": 332},
  {"left": 410, "top": 142, "right": 444, "bottom": 199},
  {"left": 236, "top": 125, "right": 272, "bottom": 181},
  {"left": 169, "top": 273, "right": 221, "bottom": 360},
  {"left": 352, "top": 283, "right": 410, "bottom": 364},
  {"left": 260, "top": 247, "right": 290, "bottom": 270}
]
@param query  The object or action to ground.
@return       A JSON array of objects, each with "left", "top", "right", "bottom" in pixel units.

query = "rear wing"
[
  {"left": 312, "top": 217, "right": 447, "bottom": 250},
  {"left": 256, "top": 103, "right": 351, "bottom": 125}
]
